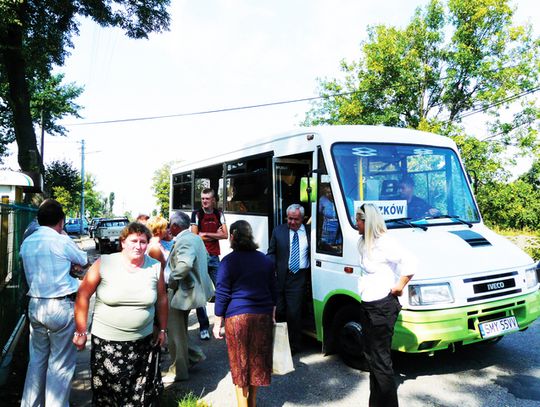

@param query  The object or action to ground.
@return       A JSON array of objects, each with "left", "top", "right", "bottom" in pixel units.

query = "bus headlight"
[
  {"left": 525, "top": 266, "right": 539, "bottom": 288},
  {"left": 409, "top": 283, "right": 454, "bottom": 306}
]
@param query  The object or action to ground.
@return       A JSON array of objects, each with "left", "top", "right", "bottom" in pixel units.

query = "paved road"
[
  {"left": 71, "top": 237, "right": 540, "bottom": 407},
  {"left": 160, "top": 313, "right": 540, "bottom": 407}
]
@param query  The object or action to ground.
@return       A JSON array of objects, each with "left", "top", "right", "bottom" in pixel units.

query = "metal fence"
[{"left": 0, "top": 201, "right": 36, "bottom": 373}]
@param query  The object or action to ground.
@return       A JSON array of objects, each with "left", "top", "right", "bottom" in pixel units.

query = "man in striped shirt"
[{"left": 20, "top": 199, "right": 89, "bottom": 407}]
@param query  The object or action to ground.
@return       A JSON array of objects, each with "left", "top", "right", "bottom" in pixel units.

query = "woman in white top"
[{"left": 356, "top": 203, "right": 415, "bottom": 407}]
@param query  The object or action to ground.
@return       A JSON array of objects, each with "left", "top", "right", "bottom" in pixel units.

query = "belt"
[{"left": 30, "top": 292, "right": 77, "bottom": 301}]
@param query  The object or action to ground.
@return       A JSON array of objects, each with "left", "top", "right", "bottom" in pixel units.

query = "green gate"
[{"left": 0, "top": 201, "right": 36, "bottom": 384}]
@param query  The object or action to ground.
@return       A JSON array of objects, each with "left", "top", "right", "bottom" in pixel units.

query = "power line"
[
  {"left": 64, "top": 85, "right": 539, "bottom": 128},
  {"left": 64, "top": 93, "right": 358, "bottom": 126}
]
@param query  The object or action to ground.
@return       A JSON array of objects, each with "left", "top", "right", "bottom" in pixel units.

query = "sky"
[{"left": 4, "top": 0, "right": 540, "bottom": 216}]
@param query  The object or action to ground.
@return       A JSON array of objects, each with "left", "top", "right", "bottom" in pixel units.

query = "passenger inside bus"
[
  {"left": 318, "top": 184, "right": 342, "bottom": 248},
  {"left": 399, "top": 176, "right": 440, "bottom": 219}
]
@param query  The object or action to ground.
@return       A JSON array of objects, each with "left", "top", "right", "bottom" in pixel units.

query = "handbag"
[{"left": 272, "top": 322, "right": 295, "bottom": 375}]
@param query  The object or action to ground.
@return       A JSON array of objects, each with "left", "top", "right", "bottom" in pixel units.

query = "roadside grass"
[
  {"left": 494, "top": 227, "right": 540, "bottom": 261},
  {"left": 161, "top": 389, "right": 211, "bottom": 407}
]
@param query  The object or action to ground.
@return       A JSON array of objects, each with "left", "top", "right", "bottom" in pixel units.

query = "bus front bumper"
[{"left": 393, "top": 290, "right": 540, "bottom": 353}]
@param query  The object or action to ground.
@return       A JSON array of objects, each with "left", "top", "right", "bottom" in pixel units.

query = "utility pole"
[
  {"left": 80, "top": 139, "right": 85, "bottom": 234},
  {"left": 40, "top": 108, "right": 45, "bottom": 166}
]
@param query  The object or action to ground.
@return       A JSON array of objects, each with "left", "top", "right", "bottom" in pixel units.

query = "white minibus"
[{"left": 170, "top": 125, "right": 539, "bottom": 367}]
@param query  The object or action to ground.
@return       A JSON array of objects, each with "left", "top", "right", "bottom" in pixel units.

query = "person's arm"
[
  {"left": 73, "top": 259, "right": 101, "bottom": 350},
  {"left": 190, "top": 211, "right": 199, "bottom": 235},
  {"left": 213, "top": 315, "right": 224, "bottom": 339},
  {"left": 147, "top": 244, "right": 166, "bottom": 270},
  {"left": 201, "top": 223, "right": 228, "bottom": 241},
  {"left": 385, "top": 236, "right": 416, "bottom": 296},
  {"left": 391, "top": 275, "right": 413, "bottom": 297},
  {"left": 154, "top": 264, "right": 168, "bottom": 346},
  {"left": 212, "top": 259, "right": 231, "bottom": 339},
  {"left": 266, "top": 229, "right": 277, "bottom": 264},
  {"left": 169, "top": 238, "right": 195, "bottom": 281}
]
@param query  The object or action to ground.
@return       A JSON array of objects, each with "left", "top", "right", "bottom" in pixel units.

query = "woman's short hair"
[
  {"left": 147, "top": 215, "right": 168, "bottom": 236},
  {"left": 37, "top": 199, "right": 65, "bottom": 226},
  {"left": 119, "top": 222, "right": 152, "bottom": 243},
  {"left": 230, "top": 220, "right": 258, "bottom": 251}
]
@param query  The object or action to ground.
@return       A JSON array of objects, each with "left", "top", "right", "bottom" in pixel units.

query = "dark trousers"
[
  {"left": 359, "top": 294, "right": 402, "bottom": 407},
  {"left": 196, "top": 255, "right": 220, "bottom": 331},
  {"left": 276, "top": 268, "right": 306, "bottom": 353}
]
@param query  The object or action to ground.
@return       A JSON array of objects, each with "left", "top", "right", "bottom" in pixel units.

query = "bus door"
[
  {"left": 273, "top": 155, "right": 316, "bottom": 334},
  {"left": 272, "top": 157, "right": 312, "bottom": 226}
]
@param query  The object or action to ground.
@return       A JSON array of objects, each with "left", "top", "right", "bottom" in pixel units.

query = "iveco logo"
[{"left": 487, "top": 282, "right": 505, "bottom": 290}]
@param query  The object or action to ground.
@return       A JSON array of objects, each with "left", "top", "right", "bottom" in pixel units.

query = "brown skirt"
[{"left": 225, "top": 313, "right": 273, "bottom": 387}]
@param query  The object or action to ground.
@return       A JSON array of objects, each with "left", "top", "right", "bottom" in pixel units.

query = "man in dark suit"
[{"left": 267, "top": 203, "right": 310, "bottom": 354}]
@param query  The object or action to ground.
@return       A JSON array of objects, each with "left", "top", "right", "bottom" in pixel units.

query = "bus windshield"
[{"left": 331, "top": 142, "right": 480, "bottom": 227}]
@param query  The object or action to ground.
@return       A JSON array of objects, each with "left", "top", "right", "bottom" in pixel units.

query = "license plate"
[{"left": 478, "top": 316, "right": 519, "bottom": 339}]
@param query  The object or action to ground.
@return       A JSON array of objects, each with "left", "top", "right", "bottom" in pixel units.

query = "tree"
[
  {"left": 151, "top": 161, "right": 178, "bottom": 219},
  {"left": 84, "top": 174, "right": 106, "bottom": 217},
  {"left": 44, "top": 160, "right": 80, "bottom": 200},
  {"left": 0, "top": 1, "right": 171, "bottom": 174},
  {"left": 109, "top": 192, "right": 115, "bottom": 215},
  {"left": 45, "top": 160, "right": 105, "bottom": 217},
  {"left": 303, "top": 0, "right": 539, "bottom": 227}
]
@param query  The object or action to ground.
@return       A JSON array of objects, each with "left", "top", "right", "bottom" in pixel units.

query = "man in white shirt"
[
  {"left": 20, "top": 199, "right": 89, "bottom": 407},
  {"left": 267, "top": 204, "right": 310, "bottom": 354}
]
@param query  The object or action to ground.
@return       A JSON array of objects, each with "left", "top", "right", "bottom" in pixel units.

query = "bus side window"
[{"left": 316, "top": 183, "right": 343, "bottom": 256}]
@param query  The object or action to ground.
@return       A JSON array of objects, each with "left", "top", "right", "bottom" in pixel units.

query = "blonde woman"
[
  {"left": 146, "top": 216, "right": 170, "bottom": 279},
  {"left": 356, "top": 203, "right": 416, "bottom": 407}
]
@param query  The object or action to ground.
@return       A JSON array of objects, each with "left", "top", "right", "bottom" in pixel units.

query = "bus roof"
[{"left": 171, "top": 125, "right": 458, "bottom": 173}]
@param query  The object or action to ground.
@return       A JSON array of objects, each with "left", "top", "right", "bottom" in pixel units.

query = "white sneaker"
[{"left": 199, "top": 329, "right": 210, "bottom": 340}]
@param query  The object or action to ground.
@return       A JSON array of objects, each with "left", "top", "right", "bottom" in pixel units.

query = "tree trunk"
[{"left": 1, "top": 20, "right": 43, "bottom": 174}]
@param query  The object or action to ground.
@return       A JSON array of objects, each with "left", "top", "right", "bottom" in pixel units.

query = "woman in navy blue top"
[{"left": 213, "top": 220, "right": 277, "bottom": 407}]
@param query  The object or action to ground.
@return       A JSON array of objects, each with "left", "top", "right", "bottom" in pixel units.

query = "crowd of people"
[{"left": 19, "top": 189, "right": 416, "bottom": 407}]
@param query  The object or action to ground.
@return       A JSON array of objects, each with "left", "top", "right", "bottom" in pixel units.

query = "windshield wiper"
[
  {"left": 425, "top": 214, "right": 473, "bottom": 228},
  {"left": 386, "top": 217, "right": 428, "bottom": 231}
]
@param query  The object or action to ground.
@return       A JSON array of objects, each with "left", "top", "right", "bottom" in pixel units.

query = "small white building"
[{"left": 0, "top": 170, "right": 34, "bottom": 203}]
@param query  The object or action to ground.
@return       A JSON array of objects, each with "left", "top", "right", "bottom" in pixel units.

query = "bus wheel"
[{"left": 332, "top": 305, "right": 368, "bottom": 370}]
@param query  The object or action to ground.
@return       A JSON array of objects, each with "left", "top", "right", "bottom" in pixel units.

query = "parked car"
[
  {"left": 89, "top": 217, "right": 104, "bottom": 238},
  {"left": 94, "top": 217, "right": 129, "bottom": 254},
  {"left": 64, "top": 218, "right": 89, "bottom": 235}
]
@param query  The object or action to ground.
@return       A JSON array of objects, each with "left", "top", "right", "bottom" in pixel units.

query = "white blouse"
[{"left": 358, "top": 233, "right": 416, "bottom": 302}]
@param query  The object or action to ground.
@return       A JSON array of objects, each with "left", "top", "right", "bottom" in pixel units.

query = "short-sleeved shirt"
[
  {"left": 20, "top": 226, "right": 87, "bottom": 298},
  {"left": 191, "top": 209, "right": 226, "bottom": 256},
  {"left": 92, "top": 253, "right": 161, "bottom": 341},
  {"left": 358, "top": 234, "right": 416, "bottom": 302}
]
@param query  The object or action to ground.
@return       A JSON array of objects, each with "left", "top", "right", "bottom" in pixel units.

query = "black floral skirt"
[{"left": 91, "top": 334, "right": 162, "bottom": 406}]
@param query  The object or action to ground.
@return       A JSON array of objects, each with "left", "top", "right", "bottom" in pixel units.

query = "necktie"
[{"left": 289, "top": 231, "right": 300, "bottom": 273}]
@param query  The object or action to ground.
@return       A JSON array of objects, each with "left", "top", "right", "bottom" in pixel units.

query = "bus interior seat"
[{"left": 380, "top": 179, "right": 399, "bottom": 199}]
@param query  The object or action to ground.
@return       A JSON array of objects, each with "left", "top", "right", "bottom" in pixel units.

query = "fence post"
[{"left": 0, "top": 196, "right": 9, "bottom": 287}]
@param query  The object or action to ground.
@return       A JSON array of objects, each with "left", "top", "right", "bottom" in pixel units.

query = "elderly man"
[
  {"left": 20, "top": 199, "right": 89, "bottom": 406},
  {"left": 267, "top": 203, "right": 310, "bottom": 354},
  {"left": 162, "top": 211, "right": 215, "bottom": 383}
]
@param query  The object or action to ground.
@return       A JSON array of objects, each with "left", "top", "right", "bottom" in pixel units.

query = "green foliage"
[
  {"left": 303, "top": 0, "right": 540, "bottom": 230},
  {"left": 477, "top": 179, "right": 540, "bottom": 230},
  {"left": 152, "top": 161, "right": 178, "bottom": 219},
  {"left": 109, "top": 192, "right": 115, "bottom": 215},
  {"left": 84, "top": 174, "right": 107, "bottom": 217},
  {"left": 45, "top": 160, "right": 80, "bottom": 200},
  {"left": 52, "top": 186, "right": 73, "bottom": 213},
  {"left": 0, "top": 0, "right": 171, "bottom": 169},
  {"left": 44, "top": 159, "right": 105, "bottom": 217}
]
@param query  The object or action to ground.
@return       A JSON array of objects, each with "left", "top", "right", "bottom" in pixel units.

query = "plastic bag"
[{"left": 272, "top": 322, "right": 295, "bottom": 375}]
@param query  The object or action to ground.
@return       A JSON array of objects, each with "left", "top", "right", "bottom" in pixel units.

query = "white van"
[{"left": 170, "top": 125, "right": 540, "bottom": 366}]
